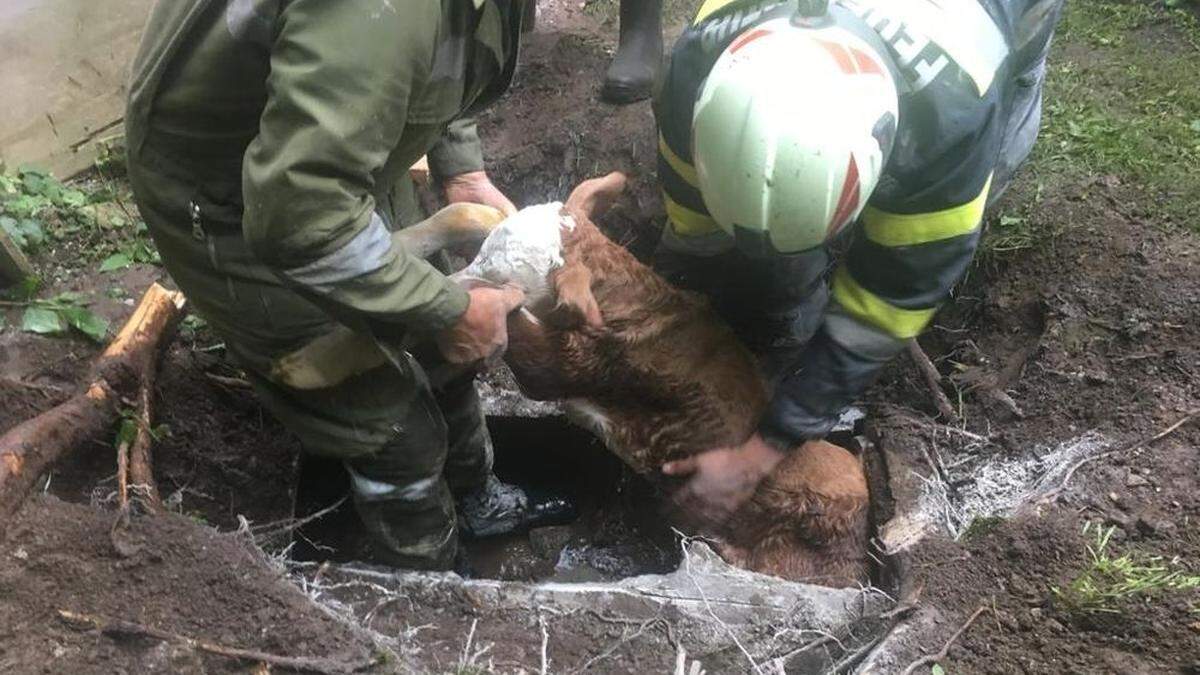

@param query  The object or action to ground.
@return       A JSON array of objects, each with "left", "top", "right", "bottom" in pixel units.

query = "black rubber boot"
[
  {"left": 601, "top": 0, "right": 663, "bottom": 104},
  {"left": 458, "top": 475, "right": 578, "bottom": 539},
  {"left": 521, "top": 0, "right": 537, "bottom": 33}
]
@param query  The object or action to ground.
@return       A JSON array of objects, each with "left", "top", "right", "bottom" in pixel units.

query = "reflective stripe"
[
  {"left": 659, "top": 134, "right": 699, "bottom": 187},
  {"left": 824, "top": 310, "right": 906, "bottom": 361},
  {"left": 831, "top": 267, "right": 934, "bottom": 339},
  {"left": 347, "top": 465, "right": 439, "bottom": 503},
  {"left": 863, "top": 175, "right": 991, "bottom": 247},
  {"left": 282, "top": 212, "right": 393, "bottom": 291},
  {"left": 664, "top": 194, "right": 722, "bottom": 237},
  {"left": 389, "top": 521, "right": 456, "bottom": 557},
  {"left": 694, "top": 0, "right": 742, "bottom": 23}
]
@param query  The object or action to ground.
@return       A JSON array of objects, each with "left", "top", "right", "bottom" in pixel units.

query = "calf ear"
[
  {"left": 550, "top": 261, "right": 604, "bottom": 329},
  {"left": 565, "top": 172, "right": 627, "bottom": 220}
]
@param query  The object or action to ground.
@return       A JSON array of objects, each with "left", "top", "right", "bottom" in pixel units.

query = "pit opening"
[{"left": 292, "top": 415, "right": 681, "bottom": 581}]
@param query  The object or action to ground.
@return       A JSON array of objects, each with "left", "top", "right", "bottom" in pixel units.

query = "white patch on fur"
[
  {"left": 460, "top": 202, "right": 574, "bottom": 307},
  {"left": 565, "top": 399, "right": 613, "bottom": 442}
]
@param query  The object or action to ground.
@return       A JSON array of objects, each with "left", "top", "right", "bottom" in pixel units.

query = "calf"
[
  {"left": 486, "top": 173, "right": 871, "bottom": 587},
  {"left": 274, "top": 173, "right": 871, "bottom": 586}
]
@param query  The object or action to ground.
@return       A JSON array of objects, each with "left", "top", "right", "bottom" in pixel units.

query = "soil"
[
  {"left": 2, "top": 1, "right": 1199, "bottom": 673},
  {"left": 0, "top": 496, "right": 377, "bottom": 673}
]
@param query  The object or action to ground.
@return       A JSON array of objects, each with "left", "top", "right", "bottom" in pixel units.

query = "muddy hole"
[{"left": 293, "top": 415, "right": 681, "bottom": 582}]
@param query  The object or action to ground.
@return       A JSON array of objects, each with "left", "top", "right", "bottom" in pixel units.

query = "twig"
[
  {"left": 907, "top": 340, "right": 957, "bottom": 421},
  {"left": 677, "top": 534, "right": 764, "bottom": 674},
  {"left": 57, "top": 610, "right": 371, "bottom": 674},
  {"left": 1053, "top": 408, "right": 1199, "bottom": 492},
  {"left": 248, "top": 496, "right": 349, "bottom": 540},
  {"left": 205, "top": 372, "right": 253, "bottom": 390},
  {"left": 461, "top": 618, "right": 479, "bottom": 669},
  {"left": 539, "top": 609, "right": 550, "bottom": 675},
  {"left": 898, "top": 605, "right": 988, "bottom": 675}
]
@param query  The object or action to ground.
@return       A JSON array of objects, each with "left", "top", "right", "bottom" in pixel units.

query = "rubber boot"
[
  {"left": 601, "top": 0, "right": 663, "bottom": 104},
  {"left": 521, "top": 0, "right": 537, "bottom": 33},
  {"left": 458, "top": 475, "right": 579, "bottom": 539}
]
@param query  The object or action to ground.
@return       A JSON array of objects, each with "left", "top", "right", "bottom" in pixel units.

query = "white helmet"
[{"left": 692, "top": 14, "right": 899, "bottom": 253}]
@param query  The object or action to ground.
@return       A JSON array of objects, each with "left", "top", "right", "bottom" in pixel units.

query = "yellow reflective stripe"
[
  {"left": 694, "top": 0, "right": 740, "bottom": 23},
  {"left": 831, "top": 267, "right": 935, "bottom": 339},
  {"left": 863, "top": 176, "right": 991, "bottom": 248},
  {"left": 664, "top": 194, "right": 721, "bottom": 237},
  {"left": 658, "top": 134, "right": 699, "bottom": 187}
]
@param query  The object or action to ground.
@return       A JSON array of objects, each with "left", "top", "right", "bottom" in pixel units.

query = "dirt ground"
[{"left": 3, "top": 0, "right": 1200, "bottom": 673}]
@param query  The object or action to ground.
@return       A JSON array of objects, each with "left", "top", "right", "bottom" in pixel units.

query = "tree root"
[
  {"left": 58, "top": 610, "right": 373, "bottom": 674},
  {"left": 899, "top": 605, "right": 989, "bottom": 675},
  {"left": 907, "top": 339, "right": 957, "bottom": 421}
]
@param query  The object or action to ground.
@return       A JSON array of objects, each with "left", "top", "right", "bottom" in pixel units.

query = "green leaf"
[
  {"left": 0, "top": 313, "right": 7, "bottom": 331},
  {"left": 21, "top": 307, "right": 66, "bottom": 335},
  {"left": 61, "top": 306, "right": 109, "bottom": 342},
  {"left": 931, "top": 665, "right": 946, "bottom": 675},
  {"left": 99, "top": 252, "right": 132, "bottom": 272},
  {"left": 116, "top": 417, "right": 139, "bottom": 448},
  {"left": 59, "top": 189, "right": 87, "bottom": 208},
  {"left": 1190, "top": 119, "right": 1200, "bottom": 134},
  {"left": 999, "top": 215, "right": 1026, "bottom": 227}
]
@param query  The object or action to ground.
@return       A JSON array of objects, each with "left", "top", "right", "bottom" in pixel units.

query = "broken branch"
[
  {"left": 0, "top": 284, "right": 185, "bottom": 534},
  {"left": 907, "top": 339, "right": 957, "bottom": 421},
  {"left": 58, "top": 610, "right": 370, "bottom": 674}
]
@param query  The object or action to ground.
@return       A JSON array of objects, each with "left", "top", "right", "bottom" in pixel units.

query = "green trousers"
[{"left": 128, "top": 143, "right": 492, "bottom": 569}]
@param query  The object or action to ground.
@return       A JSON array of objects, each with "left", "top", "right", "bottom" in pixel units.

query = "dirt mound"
[{"left": 0, "top": 496, "right": 377, "bottom": 674}]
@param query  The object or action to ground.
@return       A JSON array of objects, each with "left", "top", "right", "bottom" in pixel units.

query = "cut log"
[{"left": 0, "top": 283, "right": 186, "bottom": 533}]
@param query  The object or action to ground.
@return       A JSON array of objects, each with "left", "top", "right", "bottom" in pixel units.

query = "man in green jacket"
[{"left": 125, "top": 0, "right": 545, "bottom": 570}]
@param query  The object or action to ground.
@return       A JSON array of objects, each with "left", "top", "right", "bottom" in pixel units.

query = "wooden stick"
[
  {"left": 899, "top": 605, "right": 988, "bottom": 675},
  {"left": 907, "top": 339, "right": 957, "bottom": 421},
  {"left": 0, "top": 284, "right": 185, "bottom": 533},
  {"left": 128, "top": 370, "right": 162, "bottom": 511},
  {"left": 58, "top": 610, "right": 371, "bottom": 675}
]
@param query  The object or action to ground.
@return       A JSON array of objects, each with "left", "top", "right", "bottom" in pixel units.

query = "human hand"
[
  {"left": 437, "top": 285, "right": 526, "bottom": 365},
  {"left": 442, "top": 170, "right": 518, "bottom": 217},
  {"left": 661, "top": 434, "right": 786, "bottom": 529}
]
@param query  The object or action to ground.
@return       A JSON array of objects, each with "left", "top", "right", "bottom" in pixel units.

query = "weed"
[
  {"left": 1052, "top": 523, "right": 1200, "bottom": 615},
  {"left": 7, "top": 292, "right": 110, "bottom": 343},
  {"left": 962, "top": 516, "right": 1006, "bottom": 541}
]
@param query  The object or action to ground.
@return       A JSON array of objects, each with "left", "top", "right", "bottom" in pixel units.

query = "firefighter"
[
  {"left": 654, "top": 0, "right": 1064, "bottom": 525},
  {"left": 123, "top": 0, "right": 566, "bottom": 571}
]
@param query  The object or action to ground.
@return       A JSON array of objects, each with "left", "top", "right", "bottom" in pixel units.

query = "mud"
[{"left": 0, "top": 497, "right": 376, "bottom": 673}]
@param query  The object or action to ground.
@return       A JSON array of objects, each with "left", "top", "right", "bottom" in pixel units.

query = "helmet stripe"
[
  {"left": 815, "top": 39, "right": 856, "bottom": 74},
  {"left": 828, "top": 155, "right": 861, "bottom": 236}
]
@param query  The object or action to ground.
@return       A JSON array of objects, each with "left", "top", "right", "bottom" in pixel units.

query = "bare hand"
[
  {"left": 443, "top": 171, "right": 517, "bottom": 216},
  {"left": 661, "top": 434, "right": 786, "bottom": 529},
  {"left": 437, "top": 285, "right": 526, "bottom": 364}
]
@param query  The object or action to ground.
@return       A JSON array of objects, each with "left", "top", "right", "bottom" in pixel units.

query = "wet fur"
[{"left": 501, "top": 173, "right": 870, "bottom": 586}]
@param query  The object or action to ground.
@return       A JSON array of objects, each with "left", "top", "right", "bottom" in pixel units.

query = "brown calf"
[{"left": 501, "top": 173, "right": 871, "bottom": 587}]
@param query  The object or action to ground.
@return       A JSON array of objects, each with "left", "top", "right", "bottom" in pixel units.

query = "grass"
[
  {"left": 987, "top": 0, "right": 1200, "bottom": 253},
  {"left": 1052, "top": 523, "right": 1200, "bottom": 616}
]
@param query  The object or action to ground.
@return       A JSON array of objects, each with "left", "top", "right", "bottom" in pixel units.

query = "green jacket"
[{"left": 126, "top": 0, "right": 522, "bottom": 335}]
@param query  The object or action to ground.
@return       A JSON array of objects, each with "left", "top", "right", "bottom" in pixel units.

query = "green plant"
[
  {"left": 114, "top": 409, "right": 170, "bottom": 449},
  {"left": 100, "top": 222, "right": 161, "bottom": 272},
  {"left": 2, "top": 291, "right": 110, "bottom": 343},
  {"left": 1053, "top": 523, "right": 1200, "bottom": 615}
]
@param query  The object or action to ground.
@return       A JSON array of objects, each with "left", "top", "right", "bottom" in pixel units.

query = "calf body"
[{"left": 485, "top": 173, "right": 871, "bottom": 586}]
